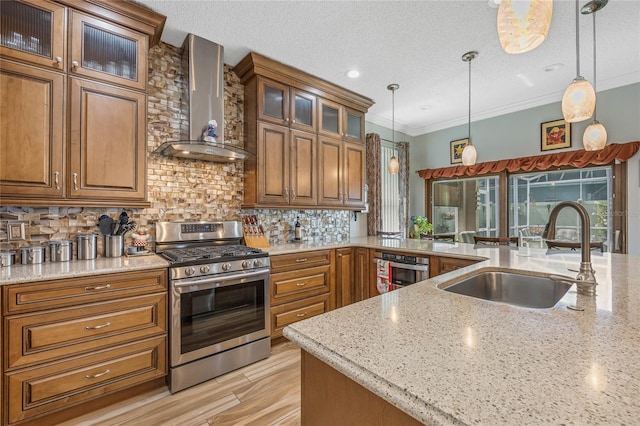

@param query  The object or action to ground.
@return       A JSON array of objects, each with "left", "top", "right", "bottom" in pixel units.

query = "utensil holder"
[
  {"left": 77, "top": 234, "right": 98, "bottom": 260},
  {"left": 104, "top": 235, "right": 124, "bottom": 258}
]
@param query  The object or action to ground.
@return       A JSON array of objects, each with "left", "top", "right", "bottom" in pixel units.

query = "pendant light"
[
  {"left": 581, "top": 0, "right": 608, "bottom": 151},
  {"left": 461, "top": 51, "right": 478, "bottom": 166},
  {"left": 562, "top": 0, "right": 596, "bottom": 123},
  {"left": 387, "top": 83, "right": 400, "bottom": 174},
  {"left": 497, "top": 0, "right": 553, "bottom": 54}
]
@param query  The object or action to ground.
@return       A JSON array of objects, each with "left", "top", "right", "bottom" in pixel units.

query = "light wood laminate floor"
[{"left": 60, "top": 342, "right": 301, "bottom": 426}]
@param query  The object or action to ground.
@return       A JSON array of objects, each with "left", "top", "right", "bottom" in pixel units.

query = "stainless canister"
[
  {"left": 104, "top": 234, "right": 124, "bottom": 258},
  {"left": 77, "top": 233, "right": 98, "bottom": 260},
  {"left": 49, "top": 240, "right": 73, "bottom": 262},
  {"left": 20, "top": 246, "right": 46, "bottom": 264},
  {"left": 0, "top": 250, "right": 16, "bottom": 267}
]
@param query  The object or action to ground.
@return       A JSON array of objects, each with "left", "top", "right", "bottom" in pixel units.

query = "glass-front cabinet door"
[
  {"left": 257, "top": 77, "right": 289, "bottom": 126},
  {"left": 290, "top": 88, "right": 317, "bottom": 132},
  {"left": 0, "top": 0, "right": 66, "bottom": 70},
  {"left": 344, "top": 108, "right": 364, "bottom": 143},
  {"left": 319, "top": 98, "right": 343, "bottom": 138},
  {"left": 69, "top": 11, "right": 147, "bottom": 90}
]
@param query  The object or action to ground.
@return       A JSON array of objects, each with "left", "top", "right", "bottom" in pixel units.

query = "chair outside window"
[{"left": 518, "top": 227, "right": 544, "bottom": 248}]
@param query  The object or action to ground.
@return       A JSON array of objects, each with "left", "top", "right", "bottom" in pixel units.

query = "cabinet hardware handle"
[
  {"left": 338, "top": 254, "right": 342, "bottom": 257},
  {"left": 296, "top": 312, "right": 307, "bottom": 317},
  {"left": 291, "top": 188, "right": 296, "bottom": 200},
  {"left": 71, "top": 60, "right": 79, "bottom": 69},
  {"left": 73, "top": 173, "right": 78, "bottom": 190},
  {"left": 296, "top": 282, "right": 307, "bottom": 286},
  {"left": 85, "top": 369, "right": 110, "bottom": 379},
  {"left": 84, "top": 284, "right": 111, "bottom": 291},
  {"left": 85, "top": 322, "right": 110, "bottom": 330},
  {"left": 296, "top": 258, "right": 308, "bottom": 263},
  {"left": 284, "top": 188, "right": 289, "bottom": 202},
  {"left": 55, "top": 56, "right": 62, "bottom": 64},
  {"left": 339, "top": 191, "right": 343, "bottom": 202},
  {"left": 285, "top": 117, "right": 289, "bottom": 122},
  {"left": 54, "top": 171, "right": 59, "bottom": 189}
]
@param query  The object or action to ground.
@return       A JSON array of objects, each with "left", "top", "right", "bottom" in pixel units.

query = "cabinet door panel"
[
  {"left": 344, "top": 108, "right": 364, "bottom": 143},
  {"left": 257, "top": 122, "right": 289, "bottom": 204},
  {"left": 0, "top": 61, "right": 64, "bottom": 198},
  {"left": 343, "top": 142, "right": 366, "bottom": 207},
  {"left": 69, "top": 78, "right": 146, "bottom": 200},
  {"left": 290, "top": 130, "right": 317, "bottom": 205},
  {"left": 0, "top": 0, "right": 66, "bottom": 71},
  {"left": 318, "top": 137, "right": 343, "bottom": 206},
  {"left": 335, "top": 248, "right": 353, "bottom": 308},
  {"left": 291, "top": 89, "right": 316, "bottom": 132},
  {"left": 69, "top": 11, "right": 147, "bottom": 91},
  {"left": 257, "top": 77, "right": 289, "bottom": 126},
  {"left": 318, "top": 98, "right": 342, "bottom": 138}
]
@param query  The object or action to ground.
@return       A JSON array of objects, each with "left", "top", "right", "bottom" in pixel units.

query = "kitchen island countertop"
[{"left": 283, "top": 238, "right": 640, "bottom": 425}]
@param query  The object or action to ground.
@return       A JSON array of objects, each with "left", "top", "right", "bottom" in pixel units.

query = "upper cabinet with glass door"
[
  {"left": 319, "top": 98, "right": 365, "bottom": 144},
  {"left": 68, "top": 11, "right": 147, "bottom": 90},
  {"left": 0, "top": 0, "right": 66, "bottom": 71},
  {"left": 257, "top": 77, "right": 317, "bottom": 133}
]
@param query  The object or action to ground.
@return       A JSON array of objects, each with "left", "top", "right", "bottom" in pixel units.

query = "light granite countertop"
[
  {"left": 283, "top": 238, "right": 640, "bottom": 425},
  {"left": 0, "top": 254, "right": 169, "bottom": 285}
]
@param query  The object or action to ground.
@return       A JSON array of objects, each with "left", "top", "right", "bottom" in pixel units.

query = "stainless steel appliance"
[
  {"left": 155, "top": 221, "right": 270, "bottom": 393},
  {"left": 373, "top": 251, "right": 429, "bottom": 287}
]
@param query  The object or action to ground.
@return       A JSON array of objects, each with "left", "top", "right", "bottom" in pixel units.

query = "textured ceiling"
[{"left": 136, "top": 0, "right": 640, "bottom": 136}]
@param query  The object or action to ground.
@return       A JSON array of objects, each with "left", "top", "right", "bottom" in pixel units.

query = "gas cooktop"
[{"left": 161, "top": 245, "right": 265, "bottom": 263}]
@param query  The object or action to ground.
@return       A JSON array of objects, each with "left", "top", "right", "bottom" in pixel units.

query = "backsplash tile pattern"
[{"left": 0, "top": 42, "right": 350, "bottom": 259}]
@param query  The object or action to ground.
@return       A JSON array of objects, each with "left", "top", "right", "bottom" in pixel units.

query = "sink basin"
[{"left": 442, "top": 271, "right": 572, "bottom": 308}]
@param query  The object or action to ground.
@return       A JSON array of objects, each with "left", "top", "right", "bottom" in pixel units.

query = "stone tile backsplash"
[{"left": 0, "top": 42, "right": 350, "bottom": 259}]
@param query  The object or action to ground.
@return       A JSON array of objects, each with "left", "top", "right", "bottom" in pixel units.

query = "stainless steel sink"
[{"left": 442, "top": 271, "right": 572, "bottom": 308}]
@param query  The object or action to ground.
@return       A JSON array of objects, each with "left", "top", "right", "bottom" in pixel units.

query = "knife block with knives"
[{"left": 242, "top": 215, "right": 269, "bottom": 248}]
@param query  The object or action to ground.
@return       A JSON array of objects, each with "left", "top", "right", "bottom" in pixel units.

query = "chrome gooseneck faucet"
[{"left": 542, "top": 201, "right": 597, "bottom": 295}]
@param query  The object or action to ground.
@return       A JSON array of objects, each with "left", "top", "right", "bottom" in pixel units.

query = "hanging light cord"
[
  {"left": 575, "top": 0, "right": 581, "bottom": 77},
  {"left": 468, "top": 56, "right": 472, "bottom": 144},
  {"left": 391, "top": 87, "right": 395, "bottom": 148},
  {"left": 592, "top": 12, "right": 597, "bottom": 120}
]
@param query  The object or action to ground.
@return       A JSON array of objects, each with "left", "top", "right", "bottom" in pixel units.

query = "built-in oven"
[{"left": 373, "top": 251, "right": 430, "bottom": 289}]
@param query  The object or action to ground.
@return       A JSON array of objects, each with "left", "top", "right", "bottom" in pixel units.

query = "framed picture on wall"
[
  {"left": 450, "top": 138, "right": 469, "bottom": 164},
  {"left": 541, "top": 119, "right": 571, "bottom": 151}
]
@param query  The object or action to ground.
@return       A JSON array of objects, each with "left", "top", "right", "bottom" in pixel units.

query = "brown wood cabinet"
[
  {"left": 430, "top": 255, "right": 480, "bottom": 277},
  {"left": 336, "top": 247, "right": 370, "bottom": 308},
  {"left": 269, "top": 250, "right": 335, "bottom": 341},
  {"left": 0, "top": 0, "right": 165, "bottom": 207},
  {"left": 234, "top": 52, "right": 373, "bottom": 210},
  {"left": 1, "top": 268, "right": 168, "bottom": 425}
]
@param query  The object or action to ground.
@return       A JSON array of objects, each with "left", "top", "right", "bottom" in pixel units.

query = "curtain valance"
[{"left": 417, "top": 141, "right": 640, "bottom": 180}]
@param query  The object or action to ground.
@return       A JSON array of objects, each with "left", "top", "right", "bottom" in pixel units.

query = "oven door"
[
  {"left": 170, "top": 268, "right": 270, "bottom": 367},
  {"left": 389, "top": 261, "right": 430, "bottom": 286}
]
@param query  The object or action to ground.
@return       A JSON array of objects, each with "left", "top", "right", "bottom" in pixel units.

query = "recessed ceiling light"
[
  {"left": 419, "top": 104, "right": 433, "bottom": 110},
  {"left": 345, "top": 69, "right": 360, "bottom": 79},
  {"left": 487, "top": 0, "right": 501, "bottom": 8},
  {"left": 544, "top": 63, "right": 564, "bottom": 72}
]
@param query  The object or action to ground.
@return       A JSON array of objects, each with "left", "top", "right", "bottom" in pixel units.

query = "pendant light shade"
[
  {"left": 583, "top": 121, "right": 607, "bottom": 151},
  {"left": 562, "top": 77, "right": 596, "bottom": 123},
  {"left": 387, "top": 83, "right": 400, "bottom": 174},
  {"left": 497, "top": 0, "right": 553, "bottom": 54},
  {"left": 562, "top": 0, "right": 595, "bottom": 123},
  {"left": 581, "top": 0, "right": 608, "bottom": 151},
  {"left": 461, "top": 51, "right": 478, "bottom": 166}
]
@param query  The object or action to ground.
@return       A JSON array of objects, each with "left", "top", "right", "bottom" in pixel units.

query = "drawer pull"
[
  {"left": 296, "top": 312, "right": 307, "bottom": 317},
  {"left": 84, "top": 284, "right": 111, "bottom": 291},
  {"left": 296, "top": 258, "right": 308, "bottom": 263},
  {"left": 85, "top": 322, "right": 111, "bottom": 330},
  {"left": 85, "top": 369, "right": 110, "bottom": 379},
  {"left": 296, "top": 282, "right": 308, "bottom": 287}
]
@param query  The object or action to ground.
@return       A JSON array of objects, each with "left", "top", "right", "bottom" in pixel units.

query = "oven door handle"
[
  {"left": 373, "top": 259, "right": 429, "bottom": 272},
  {"left": 173, "top": 269, "right": 268, "bottom": 292}
]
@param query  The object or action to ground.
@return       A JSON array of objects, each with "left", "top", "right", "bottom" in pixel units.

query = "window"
[
  {"left": 380, "top": 142, "right": 399, "bottom": 232},
  {"left": 509, "top": 167, "right": 613, "bottom": 250}
]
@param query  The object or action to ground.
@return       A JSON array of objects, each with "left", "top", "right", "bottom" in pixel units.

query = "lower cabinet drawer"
[
  {"left": 271, "top": 294, "right": 330, "bottom": 339},
  {"left": 5, "top": 336, "right": 167, "bottom": 424},
  {"left": 6, "top": 293, "right": 167, "bottom": 370},
  {"left": 271, "top": 265, "right": 331, "bottom": 305}
]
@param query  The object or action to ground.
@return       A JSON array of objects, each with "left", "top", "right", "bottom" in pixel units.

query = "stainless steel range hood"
[{"left": 154, "top": 34, "right": 252, "bottom": 162}]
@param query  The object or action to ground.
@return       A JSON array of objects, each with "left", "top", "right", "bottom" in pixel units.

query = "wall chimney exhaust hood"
[{"left": 154, "top": 34, "right": 253, "bottom": 162}]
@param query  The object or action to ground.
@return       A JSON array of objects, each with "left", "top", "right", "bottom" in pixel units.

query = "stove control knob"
[
  {"left": 222, "top": 262, "right": 232, "bottom": 271},
  {"left": 242, "top": 260, "right": 251, "bottom": 269},
  {"left": 200, "top": 265, "right": 210, "bottom": 274},
  {"left": 253, "top": 259, "right": 263, "bottom": 267},
  {"left": 185, "top": 267, "right": 196, "bottom": 276}
]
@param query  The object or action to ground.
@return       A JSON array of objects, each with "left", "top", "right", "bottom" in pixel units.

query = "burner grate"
[{"left": 161, "top": 245, "right": 263, "bottom": 263}]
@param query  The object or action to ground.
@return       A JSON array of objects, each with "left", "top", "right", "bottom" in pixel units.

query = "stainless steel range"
[{"left": 155, "top": 221, "right": 270, "bottom": 393}]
